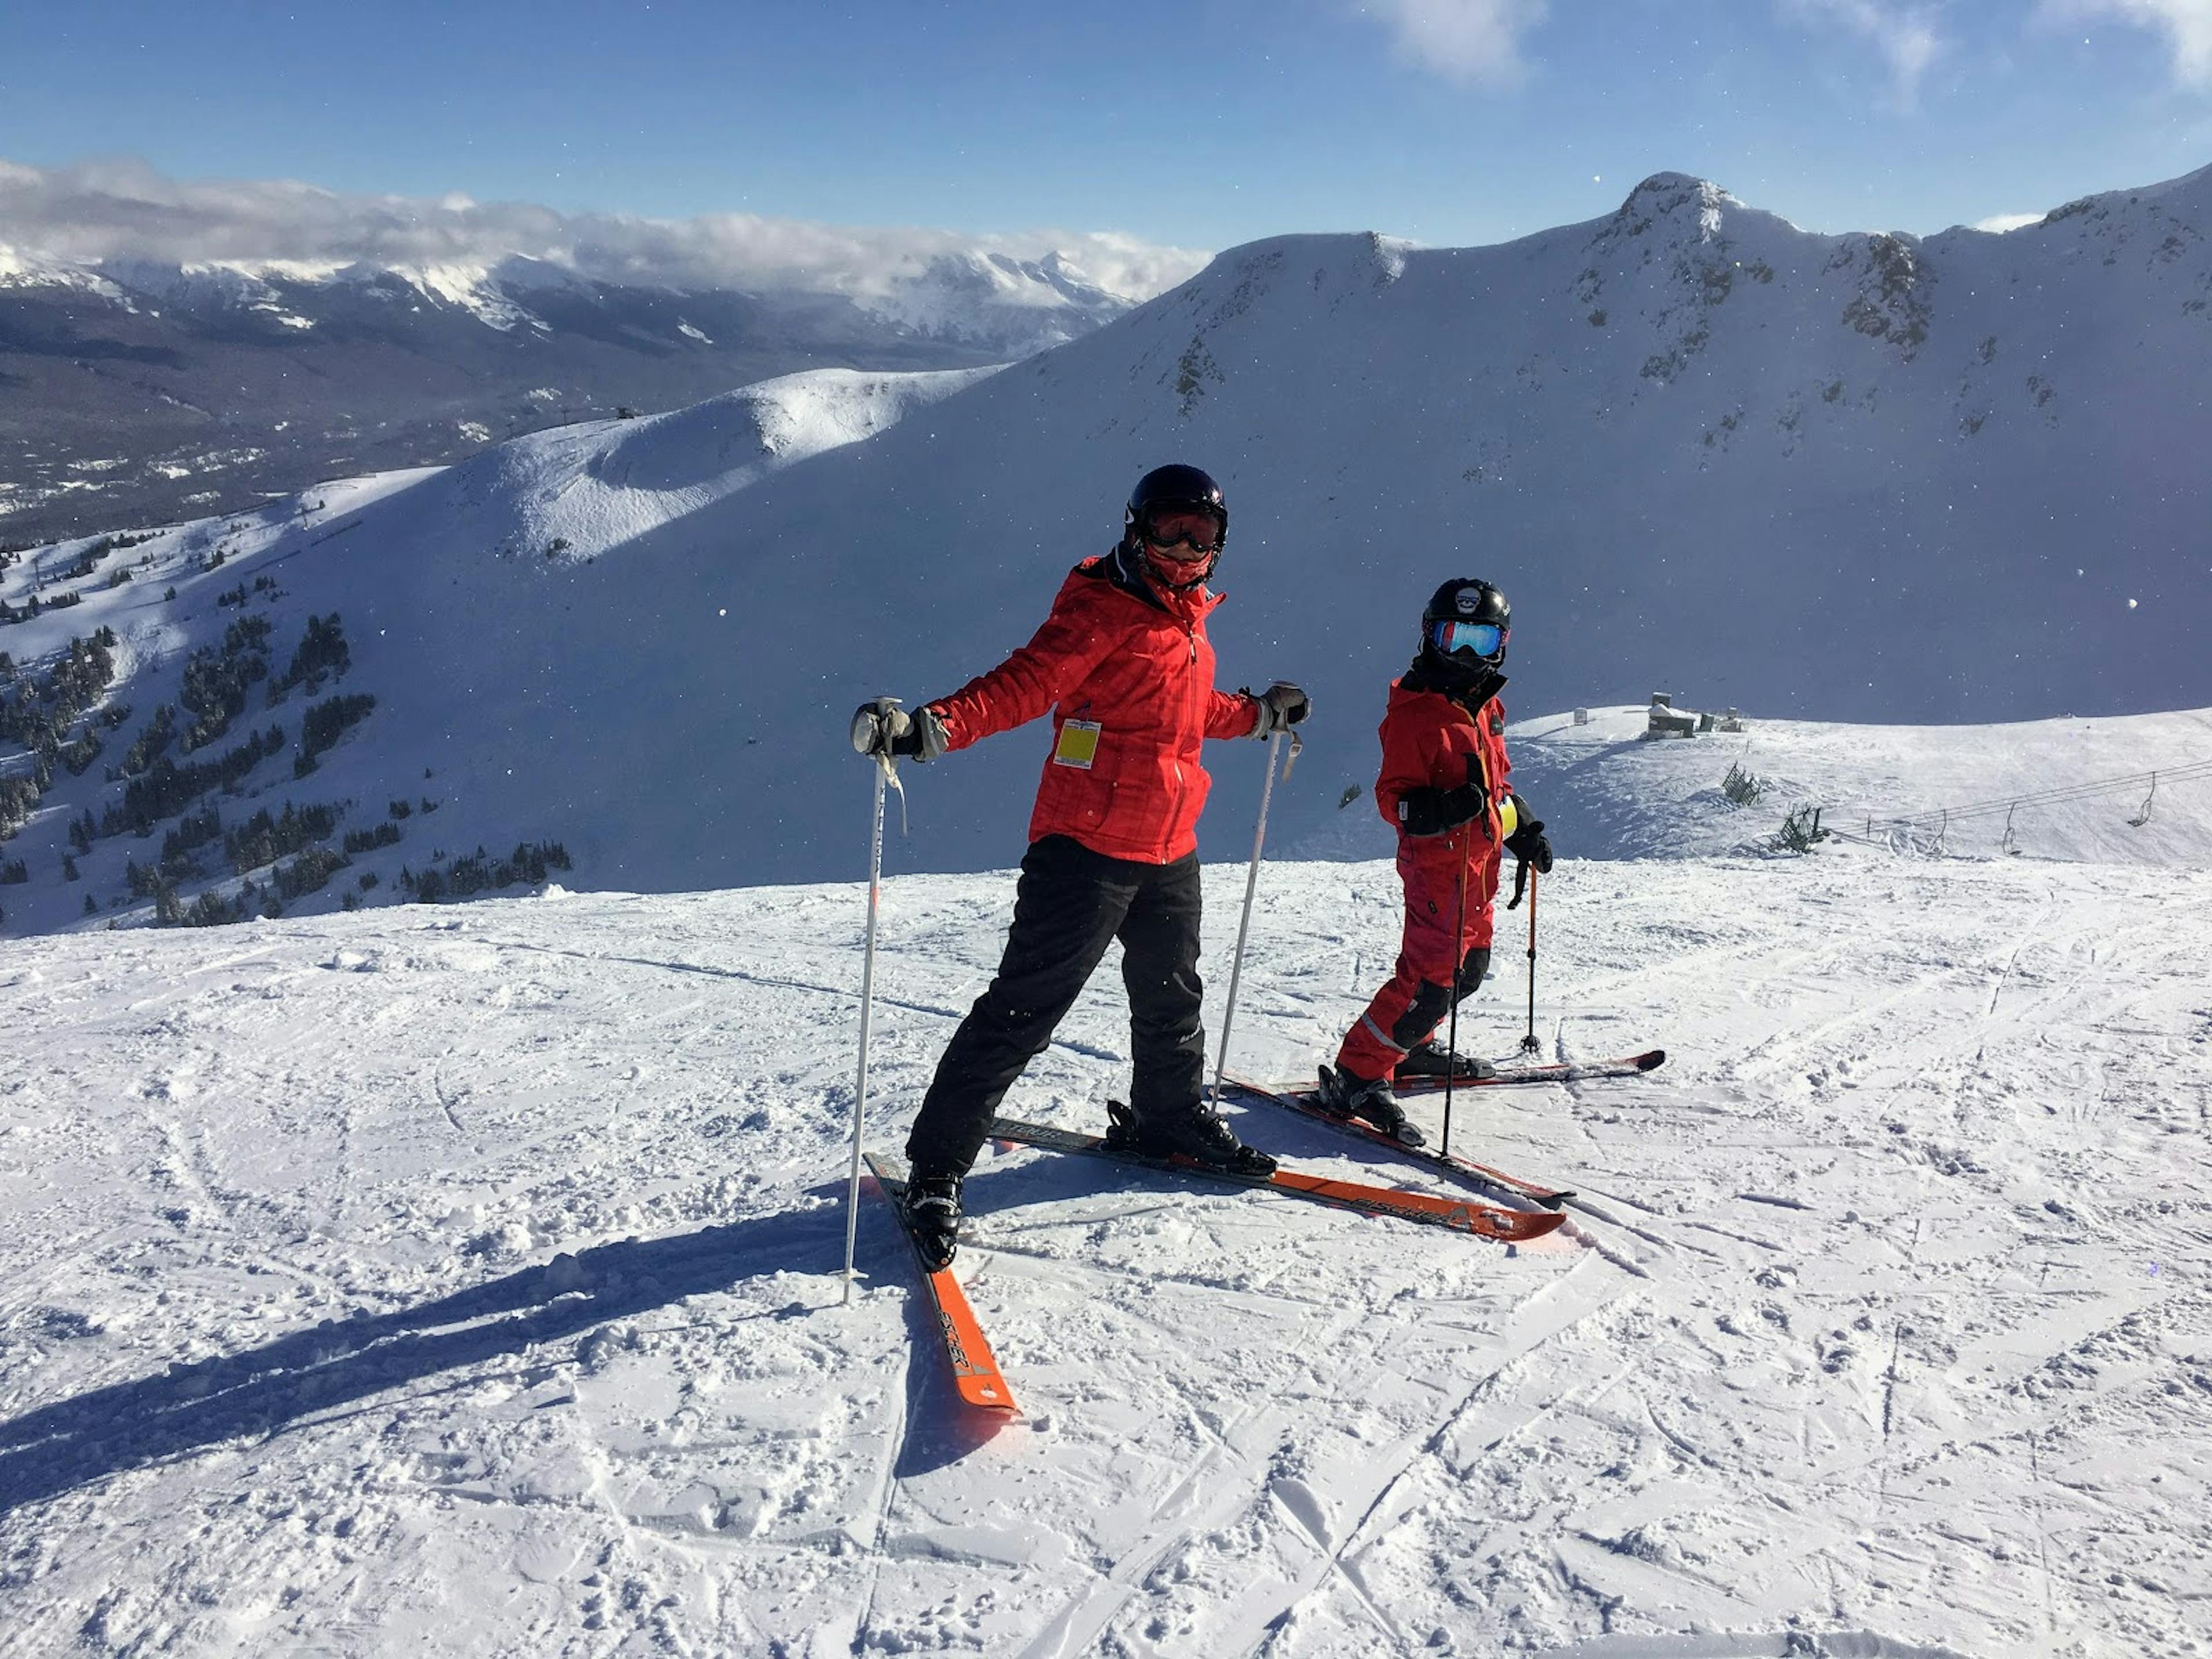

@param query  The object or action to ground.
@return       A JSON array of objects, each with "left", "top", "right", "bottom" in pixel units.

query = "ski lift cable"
[{"left": 1866, "top": 756, "right": 2212, "bottom": 835}]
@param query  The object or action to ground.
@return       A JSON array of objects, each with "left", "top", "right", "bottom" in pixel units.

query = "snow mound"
[
  {"left": 1285, "top": 703, "right": 2212, "bottom": 868},
  {"left": 418, "top": 363, "right": 1005, "bottom": 562}
]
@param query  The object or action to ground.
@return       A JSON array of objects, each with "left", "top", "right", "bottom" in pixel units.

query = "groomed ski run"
[{"left": 2, "top": 845, "right": 2206, "bottom": 1656}]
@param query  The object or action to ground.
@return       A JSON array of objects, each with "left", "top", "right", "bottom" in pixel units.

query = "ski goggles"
[
  {"left": 1141, "top": 505, "right": 1225, "bottom": 553},
  {"left": 1429, "top": 619, "right": 1507, "bottom": 659}
]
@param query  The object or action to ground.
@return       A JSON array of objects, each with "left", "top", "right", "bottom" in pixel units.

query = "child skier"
[
  {"left": 851, "top": 463, "right": 1310, "bottom": 1267},
  {"left": 1316, "top": 578, "right": 1552, "bottom": 1146}
]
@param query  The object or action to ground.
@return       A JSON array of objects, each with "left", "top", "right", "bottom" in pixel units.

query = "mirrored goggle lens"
[
  {"left": 1430, "top": 619, "right": 1505, "bottom": 658},
  {"left": 1143, "top": 506, "right": 1222, "bottom": 551}
]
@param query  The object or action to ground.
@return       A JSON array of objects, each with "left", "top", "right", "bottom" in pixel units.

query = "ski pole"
[
  {"left": 842, "top": 703, "right": 902, "bottom": 1305},
  {"left": 1210, "top": 729, "right": 1296, "bottom": 1107},
  {"left": 1441, "top": 832, "right": 1471, "bottom": 1157},
  {"left": 1519, "top": 864, "right": 1541, "bottom": 1056}
]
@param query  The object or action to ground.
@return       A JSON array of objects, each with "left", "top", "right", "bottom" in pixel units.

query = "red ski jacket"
[
  {"left": 1374, "top": 676, "right": 1513, "bottom": 892},
  {"left": 927, "top": 556, "right": 1260, "bottom": 864}
]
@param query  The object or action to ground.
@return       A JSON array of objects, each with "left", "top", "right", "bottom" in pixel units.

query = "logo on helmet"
[{"left": 1454, "top": 588, "right": 1480, "bottom": 615}]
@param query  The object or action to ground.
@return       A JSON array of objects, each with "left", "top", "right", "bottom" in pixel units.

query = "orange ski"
[
  {"left": 987, "top": 1115, "right": 1564, "bottom": 1244},
  {"left": 866, "top": 1152, "right": 1017, "bottom": 1414}
]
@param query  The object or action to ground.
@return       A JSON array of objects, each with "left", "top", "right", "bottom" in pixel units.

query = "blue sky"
[{"left": 4, "top": 0, "right": 2211, "bottom": 255}]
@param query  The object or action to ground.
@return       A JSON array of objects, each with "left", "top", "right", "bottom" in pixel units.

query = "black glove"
[
  {"left": 1246, "top": 681, "right": 1311, "bottom": 738},
  {"left": 1396, "top": 783, "right": 1486, "bottom": 837},
  {"left": 1503, "top": 794, "right": 1552, "bottom": 873},
  {"left": 849, "top": 700, "right": 948, "bottom": 762}
]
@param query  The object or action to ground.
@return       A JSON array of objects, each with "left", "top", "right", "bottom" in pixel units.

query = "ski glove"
[
  {"left": 1503, "top": 796, "right": 1552, "bottom": 873},
  {"left": 850, "top": 699, "right": 949, "bottom": 762},
  {"left": 1396, "top": 782, "right": 1486, "bottom": 837},
  {"left": 1245, "top": 681, "right": 1312, "bottom": 738}
]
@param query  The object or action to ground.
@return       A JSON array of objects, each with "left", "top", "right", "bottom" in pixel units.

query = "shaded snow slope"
[
  {"left": 1287, "top": 703, "right": 2212, "bottom": 868},
  {"left": 0, "top": 369, "right": 990, "bottom": 938},
  {"left": 2, "top": 851, "right": 2205, "bottom": 1655}
]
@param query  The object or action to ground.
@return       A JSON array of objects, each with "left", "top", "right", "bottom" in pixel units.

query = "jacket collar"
[
  {"left": 1400, "top": 656, "right": 1506, "bottom": 715},
  {"left": 1096, "top": 545, "right": 1222, "bottom": 622}
]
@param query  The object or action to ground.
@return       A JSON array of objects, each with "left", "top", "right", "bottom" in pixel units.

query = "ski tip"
[{"left": 1634, "top": 1049, "right": 1668, "bottom": 1071}]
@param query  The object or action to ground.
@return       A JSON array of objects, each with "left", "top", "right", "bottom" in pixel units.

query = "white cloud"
[
  {"left": 1782, "top": 0, "right": 1945, "bottom": 102},
  {"left": 2040, "top": 0, "right": 2212, "bottom": 86},
  {"left": 0, "top": 156, "right": 1208, "bottom": 302},
  {"left": 1362, "top": 0, "right": 1550, "bottom": 86}
]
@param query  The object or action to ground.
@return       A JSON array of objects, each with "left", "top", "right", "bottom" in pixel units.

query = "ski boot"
[
  {"left": 1107, "top": 1100, "right": 1277, "bottom": 1179},
  {"left": 902, "top": 1171, "right": 964, "bottom": 1271},
  {"left": 1316, "top": 1065, "right": 1427, "bottom": 1147},
  {"left": 1395, "top": 1040, "right": 1495, "bottom": 1082}
]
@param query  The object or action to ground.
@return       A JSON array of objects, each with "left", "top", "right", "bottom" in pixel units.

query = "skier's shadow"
[{"left": 0, "top": 1207, "right": 862, "bottom": 1517}]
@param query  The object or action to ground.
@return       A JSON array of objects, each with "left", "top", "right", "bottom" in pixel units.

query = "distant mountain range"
[
  {"left": 0, "top": 244, "right": 1143, "bottom": 544},
  {"left": 3, "top": 163, "right": 2210, "bottom": 938}
]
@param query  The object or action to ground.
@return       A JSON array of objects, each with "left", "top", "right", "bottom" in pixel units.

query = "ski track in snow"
[{"left": 1, "top": 846, "right": 2207, "bottom": 1657}]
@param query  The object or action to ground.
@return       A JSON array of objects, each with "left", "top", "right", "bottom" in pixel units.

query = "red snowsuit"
[
  {"left": 1334, "top": 675, "right": 1513, "bottom": 1082},
  {"left": 903, "top": 551, "right": 1264, "bottom": 1181},
  {"left": 929, "top": 556, "right": 1261, "bottom": 862}
]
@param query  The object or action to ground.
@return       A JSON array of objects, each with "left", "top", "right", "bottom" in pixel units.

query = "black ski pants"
[{"left": 906, "top": 834, "right": 1206, "bottom": 1179}]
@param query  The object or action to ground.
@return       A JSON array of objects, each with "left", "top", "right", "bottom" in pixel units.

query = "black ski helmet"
[
  {"left": 1418, "top": 578, "right": 1510, "bottom": 685},
  {"left": 1122, "top": 463, "right": 1228, "bottom": 590}
]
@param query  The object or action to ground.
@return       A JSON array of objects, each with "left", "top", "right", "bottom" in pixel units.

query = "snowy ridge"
[
  {"left": 0, "top": 243, "right": 123, "bottom": 297},
  {"left": 1, "top": 240, "right": 1152, "bottom": 351},
  {"left": 0, "top": 368, "right": 998, "bottom": 938},
  {"left": 416, "top": 365, "right": 1004, "bottom": 560},
  {"left": 5, "top": 162, "right": 2212, "bottom": 929},
  {"left": 1, "top": 844, "right": 2203, "bottom": 1653}
]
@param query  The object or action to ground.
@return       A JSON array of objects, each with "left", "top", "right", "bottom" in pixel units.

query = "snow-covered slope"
[
  {"left": 6, "top": 165, "right": 2212, "bottom": 931},
  {"left": 0, "top": 368, "right": 994, "bottom": 937},
  {"left": 1290, "top": 703, "right": 2212, "bottom": 868},
  {"left": 402, "top": 365, "right": 1004, "bottom": 560},
  {"left": 2, "top": 849, "right": 2205, "bottom": 1655}
]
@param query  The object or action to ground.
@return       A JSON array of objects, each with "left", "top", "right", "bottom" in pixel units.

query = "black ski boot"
[
  {"left": 1395, "top": 1041, "right": 1495, "bottom": 1082},
  {"left": 1107, "top": 1100, "right": 1277, "bottom": 1179},
  {"left": 1317, "top": 1065, "right": 1427, "bottom": 1147},
  {"left": 902, "top": 1172, "right": 964, "bottom": 1271}
]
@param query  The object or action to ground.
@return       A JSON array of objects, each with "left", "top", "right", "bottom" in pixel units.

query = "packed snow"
[
  {"left": 3, "top": 741, "right": 2208, "bottom": 1655},
  {"left": 1290, "top": 704, "right": 2212, "bottom": 869}
]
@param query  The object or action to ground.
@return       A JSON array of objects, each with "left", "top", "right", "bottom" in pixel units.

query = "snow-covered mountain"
[
  {"left": 0, "top": 243, "right": 1144, "bottom": 544},
  {"left": 5, "top": 165, "right": 2212, "bottom": 935}
]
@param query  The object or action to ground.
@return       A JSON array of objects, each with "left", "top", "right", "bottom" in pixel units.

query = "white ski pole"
[
  {"left": 1210, "top": 728, "right": 1297, "bottom": 1107},
  {"left": 842, "top": 702, "right": 903, "bottom": 1304}
]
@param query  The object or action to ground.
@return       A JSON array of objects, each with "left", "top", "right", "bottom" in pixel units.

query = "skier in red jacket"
[
  {"left": 1316, "top": 579, "right": 1552, "bottom": 1146},
  {"left": 853, "top": 464, "right": 1309, "bottom": 1266}
]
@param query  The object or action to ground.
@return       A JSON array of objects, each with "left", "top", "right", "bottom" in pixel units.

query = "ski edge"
[
  {"left": 864, "top": 1152, "right": 1018, "bottom": 1415},
  {"left": 986, "top": 1115, "right": 1564, "bottom": 1245},
  {"left": 1219, "top": 1074, "right": 1574, "bottom": 1209}
]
